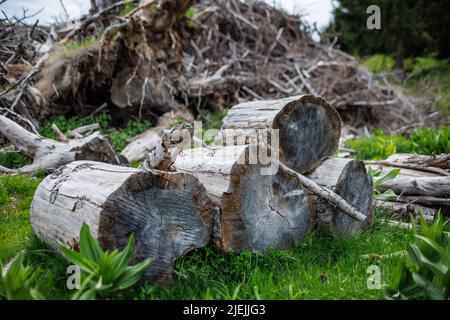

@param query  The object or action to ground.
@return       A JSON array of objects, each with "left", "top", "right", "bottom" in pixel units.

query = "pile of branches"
[{"left": 0, "top": 0, "right": 447, "bottom": 136}]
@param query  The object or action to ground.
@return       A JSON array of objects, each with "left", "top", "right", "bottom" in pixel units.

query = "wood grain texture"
[
  {"left": 310, "top": 160, "right": 374, "bottom": 236},
  {"left": 30, "top": 161, "right": 214, "bottom": 283},
  {"left": 220, "top": 95, "right": 342, "bottom": 173},
  {"left": 174, "top": 145, "right": 315, "bottom": 253}
]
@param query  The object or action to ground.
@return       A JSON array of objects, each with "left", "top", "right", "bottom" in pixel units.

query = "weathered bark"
[
  {"left": 377, "top": 176, "right": 450, "bottom": 197},
  {"left": 374, "top": 200, "right": 436, "bottom": 223},
  {"left": 0, "top": 115, "right": 125, "bottom": 173},
  {"left": 219, "top": 95, "right": 342, "bottom": 173},
  {"left": 174, "top": 145, "right": 316, "bottom": 253},
  {"left": 30, "top": 161, "right": 214, "bottom": 283},
  {"left": 384, "top": 153, "right": 450, "bottom": 170},
  {"left": 310, "top": 160, "right": 373, "bottom": 236},
  {"left": 121, "top": 108, "right": 194, "bottom": 163}
]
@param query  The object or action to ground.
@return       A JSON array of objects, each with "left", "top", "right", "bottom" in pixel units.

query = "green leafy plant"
[
  {"left": 0, "top": 147, "right": 31, "bottom": 169},
  {"left": 109, "top": 119, "right": 151, "bottom": 152},
  {"left": 0, "top": 255, "right": 45, "bottom": 300},
  {"left": 384, "top": 214, "right": 449, "bottom": 300},
  {"left": 346, "top": 126, "right": 450, "bottom": 160},
  {"left": 60, "top": 224, "right": 151, "bottom": 300},
  {"left": 368, "top": 167, "right": 400, "bottom": 201}
]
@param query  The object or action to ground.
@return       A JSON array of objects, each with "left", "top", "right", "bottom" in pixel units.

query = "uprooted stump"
[
  {"left": 309, "top": 159, "right": 373, "bottom": 236},
  {"left": 219, "top": 95, "right": 342, "bottom": 173},
  {"left": 0, "top": 115, "right": 126, "bottom": 173},
  {"left": 30, "top": 161, "right": 215, "bottom": 283},
  {"left": 174, "top": 145, "right": 316, "bottom": 253}
]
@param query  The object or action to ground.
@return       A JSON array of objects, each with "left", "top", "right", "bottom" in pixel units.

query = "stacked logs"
[{"left": 30, "top": 95, "right": 375, "bottom": 283}]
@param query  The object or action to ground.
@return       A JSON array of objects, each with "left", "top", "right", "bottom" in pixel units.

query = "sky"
[{"left": 0, "top": 0, "right": 334, "bottom": 29}]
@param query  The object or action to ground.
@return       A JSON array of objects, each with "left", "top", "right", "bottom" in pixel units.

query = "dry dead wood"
[
  {"left": 219, "top": 95, "right": 342, "bottom": 173},
  {"left": 174, "top": 145, "right": 315, "bottom": 253},
  {"left": 0, "top": 114, "right": 125, "bottom": 174},
  {"left": 121, "top": 108, "right": 194, "bottom": 163},
  {"left": 30, "top": 160, "right": 215, "bottom": 283}
]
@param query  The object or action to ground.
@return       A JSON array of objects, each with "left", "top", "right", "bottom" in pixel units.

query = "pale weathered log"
[
  {"left": 121, "top": 108, "right": 194, "bottom": 163},
  {"left": 0, "top": 115, "right": 125, "bottom": 174},
  {"left": 374, "top": 200, "right": 436, "bottom": 223},
  {"left": 384, "top": 153, "right": 450, "bottom": 170},
  {"left": 377, "top": 176, "right": 450, "bottom": 197},
  {"left": 30, "top": 161, "right": 214, "bottom": 283},
  {"left": 174, "top": 145, "right": 315, "bottom": 253},
  {"left": 219, "top": 95, "right": 342, "bottom": 173},
  {"left": 279, "top": 162, "right": 368, "bottom": 222},
  {"left": 307, "top": 160, "right": 373, "bottom": 236}
]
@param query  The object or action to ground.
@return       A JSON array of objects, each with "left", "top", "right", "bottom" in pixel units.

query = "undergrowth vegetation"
[
  {"left": 0, "top": 112, "right": 151, "bottom": 169},
  {"left": 347, "top": 126, "right": 450, "bottom": 160},
  {"left": 363, "top": 55, "right": 450, "bottom": 114}
]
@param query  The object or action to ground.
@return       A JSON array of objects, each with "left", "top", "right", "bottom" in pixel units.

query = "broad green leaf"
[{"left": 79, "top": 223, "right": 103, "bottom": 263}]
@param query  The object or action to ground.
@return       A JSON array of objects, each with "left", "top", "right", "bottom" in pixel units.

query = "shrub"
[
  {"left": 384, "top": 214, "right": 449, "bottom": 300},
  {"left": 347, "top": 126, "right": 450, "bottom": 160}
]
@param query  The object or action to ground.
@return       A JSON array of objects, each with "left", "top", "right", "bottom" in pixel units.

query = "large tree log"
[
  {"left": 174, "top": 145, "right": 316, "bottom": 253},
  {"left": 30, "top": 161, "right": 214, "bottom": 283},
  {"left": 0, "top": 115, "right": 125, "bottom": 173},
  {"left": 219, "top": 95, "right": 342, "bottom": 173},
  {"left": 308, "top": 157, "right": 449, "bottom": 216},
  {"left": 309, "top": 160, "right": 373, "bottom": 236}
]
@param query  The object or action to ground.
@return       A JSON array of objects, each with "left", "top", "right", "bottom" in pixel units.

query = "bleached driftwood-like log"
[
  {"left": 30, "top": 161, "right": 214, "bottom": 283},
  {"left": 219, "top": 95, "right": 342, "bottom": 173},
  {"left": 377, "top": 176, "right": 450, "bottom": 197},
  {"left": 308, "top": 156, "right": 449, "bottom": 217},
  {"left": 0, "top": 115, "right": 125, "bottom": 174},
  {"left": 373, "top": 200, "right": 436, "bottom": 223},
  {"left": 308, "top": 160, "right": 373, "bottom": 236},
  {"left": 174, "top": 145, "right": 315, "bottom": 253},
  {"left": 121, "top": 108, "right": 194, "bottom": 163}
]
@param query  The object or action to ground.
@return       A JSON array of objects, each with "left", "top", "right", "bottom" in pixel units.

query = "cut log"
[
  {"left": 309, "top": 160, "right": 373, "bottom": 236},
  {"left": 377, "top": 176, "right": 450, "bottom": 197},
  {"left": 174, "top": 145, "right": 316, "bottom": 253},
  {"left": 0, "top": 115, "right": 126, "bottom": 174},
  {"left": 120, "top": 108, "right": 194, "bottom": 163},
  {"left": 30, "top": 161, "right": 214, "bottom": 283},
  {"left": 219, "top": 95, "right": 342, "bottom": 173}
]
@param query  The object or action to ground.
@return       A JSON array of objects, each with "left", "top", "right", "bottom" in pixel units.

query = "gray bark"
[
  {"left": 174, "top": 145, "right": 315, "bottom": 253},
  {"left": 0, "top": 115, "right": 125, "bottom": 174},
  {"left": 219, "top": 95, "right": 342, "bottom": 173},
  {"left": 30, "top": 161, "right": 215, "bottom": 283}
]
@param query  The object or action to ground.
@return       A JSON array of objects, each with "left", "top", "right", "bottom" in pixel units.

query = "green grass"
[
  {"left": 363, "top": 55, "right": 450, "bottom": 114},
  {"left": 0, "top": 174, "right": 416, "bottom": 300},
  {"left": 109, "top": 120, "right": 151, "bottom": 152},
  {"left": 39, "top": 112, "right": 150, "bottom": 153},
  {"left": 63, "top": 37, "right": 100, "bottom": 53},
  {"left": 403, "top": 58, "right": 450, "bottom": 114},
  {"left": 0, "top": 147, "right": 31, "bottom": 169},
  {"left": 363, "top": 54, "right": 395, "bottom": 73},
  {"left": 347, "top": 126, "right": 450, "bottom": 160}
]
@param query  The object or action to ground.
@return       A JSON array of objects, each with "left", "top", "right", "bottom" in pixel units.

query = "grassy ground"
[
  {"left": 363, "top": 55, "right": 450, "bottom": 114},
  {"left": 0, "top": 174, "right": 415, "bottom": 300}
]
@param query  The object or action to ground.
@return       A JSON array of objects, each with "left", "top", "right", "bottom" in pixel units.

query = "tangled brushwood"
[{"left": 1, "top": 0, "right": 447, "bottom": 135}]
